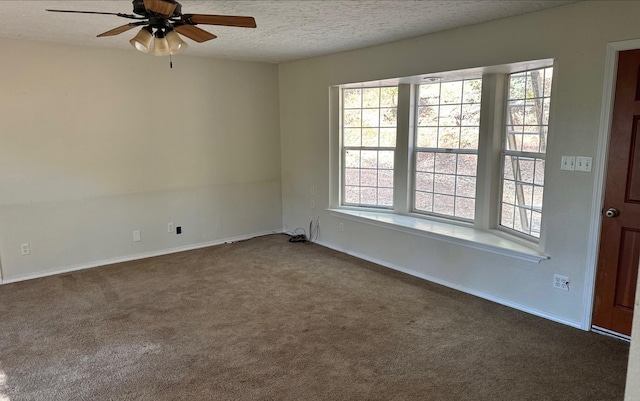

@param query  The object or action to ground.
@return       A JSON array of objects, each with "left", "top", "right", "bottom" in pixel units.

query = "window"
[
  {"left": 335, "top": 60, "right": 554, "bottom": 244},
  {"left": 500, "top": 67, "right": 553, "bottom": 238},
  {"left": 414, "top": 79, "right": 482, "bottom": 221},
  {"left": 342, "top": 87, "right": 398, "bottom": 208}
]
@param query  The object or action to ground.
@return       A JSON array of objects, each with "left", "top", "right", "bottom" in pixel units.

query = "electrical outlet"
[
  {"left": 311, "top": 199, "right": 315, "bottom": 208},
  {"left": 561, "top": 156, "right": 576, "bottom": 171},
  {"left": 21, "top": 243, "right": 30, "bottom": 255},
  {"left": 310, "top": 186, "right": 315, "bottom": 195},
  {"left": 168, "top": 222, "right": 174, "bottom": 232},
  {"left": 133, "top": 230, "right": 141, "bottom": 242},
  {"left": 553, "top": 274, "right": 570, "bottom": 291},
  {"left": 338, "top": 222, "right": 344, "bottom": 232}
]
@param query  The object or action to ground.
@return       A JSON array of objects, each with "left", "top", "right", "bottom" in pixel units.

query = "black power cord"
[{"left": 286, "top": 218, "right": 320, "bottom": 244}]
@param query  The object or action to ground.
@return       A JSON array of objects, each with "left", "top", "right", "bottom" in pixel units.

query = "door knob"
[{"left": 605, "top": 208, "right": 619, "bottom": 218}]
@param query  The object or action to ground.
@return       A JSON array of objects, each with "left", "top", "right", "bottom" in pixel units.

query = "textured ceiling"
[{"left": 0, "top": 1, "right": 578, "bottom": 63}]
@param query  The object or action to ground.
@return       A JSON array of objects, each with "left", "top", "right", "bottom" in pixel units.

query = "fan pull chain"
[{"left": 170, "top": 54, "right": 173, "bottom": 69}]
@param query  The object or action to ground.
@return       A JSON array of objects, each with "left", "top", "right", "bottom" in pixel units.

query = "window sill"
[{"left": 327, "top": 208, "right": 549, "bottom": 263}]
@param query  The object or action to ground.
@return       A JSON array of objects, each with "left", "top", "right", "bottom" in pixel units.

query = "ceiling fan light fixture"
[
  {"left": 152, "top": 30, "right": 171, "bottom": 56},
  {"left": 166, "top": 30, "right": 188, "bottom": 55},
  {"left": 129, "top": 26, "right": 153, "bottom": 53}
]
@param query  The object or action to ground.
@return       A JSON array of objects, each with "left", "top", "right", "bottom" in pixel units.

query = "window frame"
[
  {"left": 497, "top": 66, "right": 554, "bottom": 240},
  {"left": 340, "top": 86, "right": 399, "bottom": 209},
  {"left": 412, "top": 77, "right": 484, "bottom": 223},
  {"left": 331, "top": 59, "right": 555, "bottom": 250}
]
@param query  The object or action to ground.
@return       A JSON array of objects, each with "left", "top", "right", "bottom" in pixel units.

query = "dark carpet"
[{"left": 0, "top": 234, "right": 629, "bottom": 400}]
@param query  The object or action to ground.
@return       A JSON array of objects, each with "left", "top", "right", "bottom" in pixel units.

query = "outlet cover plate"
[{"left": 553, "top": 274, "right": 569, "bottom": 291}]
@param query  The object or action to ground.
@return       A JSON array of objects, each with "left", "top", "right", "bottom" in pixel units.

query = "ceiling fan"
[{"left": 47, "top": 0, "right": 257, "bottom": 56}]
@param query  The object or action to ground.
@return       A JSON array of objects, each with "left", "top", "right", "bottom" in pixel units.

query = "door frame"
[{"left": 584, "top": 38, "right": 640, "bottom": 331}]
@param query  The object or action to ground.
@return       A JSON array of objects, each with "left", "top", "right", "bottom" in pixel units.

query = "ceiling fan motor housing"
[{"left": 132, "top": 0, "right": 182, "bottom": 18}]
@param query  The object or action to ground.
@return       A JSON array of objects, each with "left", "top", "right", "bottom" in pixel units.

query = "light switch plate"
[
  {"left": 561, "top": 156, "right": 576, "bottom": 171},
  {"left": 575, "top": 156, "right": 592, "bottom": 172}
]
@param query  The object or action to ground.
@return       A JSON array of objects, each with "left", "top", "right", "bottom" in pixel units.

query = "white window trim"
[{"left": 329, "top": 60, "right": 553, "bottom": 263}]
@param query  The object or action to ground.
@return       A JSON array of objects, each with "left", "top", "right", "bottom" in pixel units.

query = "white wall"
[
  {"left": 278, "top": 1, "right": 640, "bottom": 328},
  {"left": 0, "top": 40, "right": 282, "bottom": 282}
]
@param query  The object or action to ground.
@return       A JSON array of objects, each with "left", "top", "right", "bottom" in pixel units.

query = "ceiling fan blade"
[
  {"left": 183, "top": 14, "right": 257, "bottom": 28},
  {"left": 97, "top": 23, "right": 142, "bottom": 37},
  {"left": 46, "top": 9, "right": 141, "bottom": 20},
  {"left": 143, "top": 0, "right": 177, "bottom": 16},
  {"left": 174, "top": 25, "right": 217, "bottom": 43}
]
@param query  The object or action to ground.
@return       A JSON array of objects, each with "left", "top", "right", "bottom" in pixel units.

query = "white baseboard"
[
  {"left": 316, "top": 239, "right": 583, "bottom": 331},
  {"left": 1, "top": 230, "right": 281, "bottom": 285}
]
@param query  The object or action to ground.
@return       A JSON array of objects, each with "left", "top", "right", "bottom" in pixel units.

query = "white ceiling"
[{"left": 0, "top": 0, "right": 578, "bottom": 63}]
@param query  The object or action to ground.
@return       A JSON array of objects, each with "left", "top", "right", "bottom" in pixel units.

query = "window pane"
[
  {"left": 378, "top": 151, "right": 394, "bottom": 169},
  {"left": 433, "top": 194, "right": 455, "bottom": 215},
  {"left": 441, "top": 81, "right": 463, "bottom": 104},
  {"left": 457, "top": 154, "right": 477, "bottom": 176},
  {"left": 345, "top": 168, "right": 359, "bottom": 186},
  {"left": 434, "top": 174, "right": 455, "bottom": 195},
  {"left": 416, "top": 151, "right": 435, "bottom": 172},
  {"left": 361, "top": 150, "right": 377, "bottom": 168},
  {"left": 345, "top": 186, "right": 360, "bottom": 204},
  {"left": 378, "top": 188, "right": 393, "bottom": 206},
  {"left": 362, "top": 109, "right": 379, "bottom": 127},
  {"left": 343, "top": 128, "right": 361, "bottom": 147},
  {"left": 438, "top": 127, "right": 460, "bottom": 148},
  {"left": 460, "top": 127, "right": 479, "bottom": 149},
  {"left": 509, "top": 73, "right": 526, "bottom": 99},
  {"left": 360, "top": 169, "right": 377, "bottom": 186},
  {"left": 343, "top": 89, "right": 361, "bottom": 108},
  {"left": 500, "top": 66, "right": 552, "bottom": 238},
  {"left": 461, "top": 103, "right": 481, "bottom": 126},
  {"left": 362, "top": 128, "right": 379, "bottom": 147},
  {"left": 502, "top": 179, "right": 515, "bottom": 204},
  {"left": 416, "top": 127, "right": 438, "bottom": 148},
  {"left": 415, "top": 191, "right": 433, "bottom": 212},
  {"left": 534, "top": 159, "right": 545, "bottom": 185},
  {"left": 380, "top": 128, "right": 396, "bottom": 147},
  {"left": 361, "top": 187, "right": 377, "bottom": 205},
  {"left": 455, "top": 197, "right": 475, "bottom": 220},
  {"left": 434, "top": 153, "right": 457, "bottom": 174},
  {"left": 456, "top": 176, "right": 476, "bottom": 198},
  {"left": 533, "top": 186, "right": 544, "bottom": 209},
  {"left": 378, "top": 170, "right": 394, "bottom": 188},
  {"left": 344, "top": 109, "right": 361, "bottom": 127},
  {"left": 522, "top": 132, "right": 540, "bottom": 153},
  {"left": 342, "top": 86, "right": 397, "bottom": 208},
  {"left": 414, "top": 78, "right": 481, "bottom": 222},
  {"left": 362, "top": 88, "right": 380, "bottom": 108},
  {"left": 380, "top": 87, "right": 399, "bottom": 107},
  {"left": 418, "top": 106, "right": 439, "bottom": 126},
  {"left": 415, "top": 172, "right": 434, "bottom": 192},
  {"left": 345, "top": 150, "right": 360, "bottom": 168},
  {"left": 463, "top": 79, "right": 482, "bottom": 104},
  {"left": 439, "top": 104, "right": 461, "bottom": 126},
  {"left": 419, "top": 84, "right": 440, "bottom": 105},
  {"left": 381, "top": 108, "right": 397, "bottom": 127}
]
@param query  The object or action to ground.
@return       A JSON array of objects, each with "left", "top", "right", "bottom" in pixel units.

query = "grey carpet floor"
[{"left": 0, "top": 234, "right": 630, "bottom": 400}]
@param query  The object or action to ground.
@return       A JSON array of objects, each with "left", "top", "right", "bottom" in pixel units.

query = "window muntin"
[
  {"left": 342, "top": 87, "right": 398, "bottom": 208},
  {"left": 500, "top": 67, "right": 553, "bottom": 238},
  {"left": 414, "top": 79, "right": 482, "bottom": 221}
]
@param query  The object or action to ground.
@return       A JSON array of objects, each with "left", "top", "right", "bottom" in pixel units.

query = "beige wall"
[
  {"left": 0, "top": 40, "right": 282, "bottom": 281},
  {"left": 278, "top": 0, "right": 640, "bottom": 329}
]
